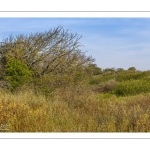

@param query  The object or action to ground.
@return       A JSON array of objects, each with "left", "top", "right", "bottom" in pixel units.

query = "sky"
[{"left": 0, "top": 18, "right": 150, "bottom": 71}]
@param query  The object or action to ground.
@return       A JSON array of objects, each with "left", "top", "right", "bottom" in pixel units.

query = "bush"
[
  {"left": 116, "top": 72, "right": 147, "bottom": 82},
  {"left": 112, "top": 80, "right": 150, "bottom": 96},
  {"left": 102, "top": 79, "right": 118, "bottom": 92},
  {"left": 4, "top": 59, "right": 32, "bottom": 90},
  {"left": 89, "top": 72, "right": 149, "bottom": 85},
  {"left": 89, "top": 75, "right": 115, "bottom": 85},
  {"left": 92, "top": 79, "right": 118, "bottom": 93}
]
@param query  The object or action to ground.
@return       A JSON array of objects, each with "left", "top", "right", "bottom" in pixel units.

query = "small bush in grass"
[
  {"left": 102, "top": 79, "right": 118, "bottom": 93},
  {"left": 92, "top": 79, "right": 118, "bottom": 93}
]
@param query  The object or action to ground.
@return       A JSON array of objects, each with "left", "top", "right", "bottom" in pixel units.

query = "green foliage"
[
  {"left": 128, "top": 67, "right": 136, "bottom": 72},
  {"left": 103, "top": 67, "right": 116, "bottom": 74},
  {"left": 90, "top": 69, "right": 150, "bottom": 97},
  {"left": 112, "top": 80, "right": 150, "bottom": 96},
  {"left": 85, "top": 64, "right": 102, "bottom": 76},
  {"left": 89, "top": 71, "right": 148, "bottom": 85},
  {"left": 89, "top": 75, "right": 115, "bottom": 85},
  {"left": 116, "top": 68, "right": 125, "bottom": 73},
  {"left": 116, "top": 72, "right": 147, "bottom": 82},
  {"left": 5, "top": 59, "right": 32, "bottom": 90}
]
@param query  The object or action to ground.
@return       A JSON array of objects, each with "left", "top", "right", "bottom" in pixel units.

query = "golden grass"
[{"left": 0, "top": 87, "right": 150, "bottom": 132}]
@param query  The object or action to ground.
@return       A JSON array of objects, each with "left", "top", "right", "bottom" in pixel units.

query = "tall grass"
[{"left": 1, "top": 87, "right": 150, "bottom": 132}]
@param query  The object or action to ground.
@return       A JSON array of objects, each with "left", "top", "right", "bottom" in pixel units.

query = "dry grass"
[{"left": 0, "top": 87, "right": 150, "bottom": 132}]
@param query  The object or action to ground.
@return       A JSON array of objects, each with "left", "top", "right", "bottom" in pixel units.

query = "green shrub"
[
  {"left": 89, "top": 77, "right": 102, "bottom": 85},
  {"left": 89, "top": 72, "right": 148, "bottom": 85},
  {"left": 116, "top": 72, "right": 147, "bottom": 82},
  {"left": 89, "top": 75, "right": 115, "bottom": 85},
  {"left": 4, "top": 59, "right": 32, "bottom": 90},
  {"left": 112, "top": 80, "right": 150, "bottom": 96}
]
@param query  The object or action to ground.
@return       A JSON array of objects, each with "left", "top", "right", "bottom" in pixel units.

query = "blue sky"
[{"left": 0, "top": 18, "right": 150, "bottom": 71}]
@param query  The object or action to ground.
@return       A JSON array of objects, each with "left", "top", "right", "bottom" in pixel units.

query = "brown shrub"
[{"left": 92, "top": 79, "right": 118, "bottom": 93}]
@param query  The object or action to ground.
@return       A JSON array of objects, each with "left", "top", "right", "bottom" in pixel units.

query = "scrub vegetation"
[{"left": 0, "top": 26, "right": 150, "bottom": 132}]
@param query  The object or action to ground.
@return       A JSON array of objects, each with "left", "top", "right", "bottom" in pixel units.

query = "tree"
[
  {"left": 103, "top": 67, "right": 116, "bottom": 75},
  {"left": 0, "top": 26, "right": 94, "bottom": 76},
  {"left": 128, "top": 67, "right": 136, "bottom": 72},
  {"left": 85, "top": 64, "right": 102, "bottom": 76},
  {"left": 0, "top": 26, "right": 94, "bottom": 91},
  {"left": 116, "top": 68, "right": 125, "bottom": 73}
]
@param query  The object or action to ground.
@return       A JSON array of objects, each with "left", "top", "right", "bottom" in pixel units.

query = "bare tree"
[
  {"left": 0, "top": 26, "right": 94, "bottom": 78},
  {"left": 0, "top": 26, "right": 95, "bottom": 94}
]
